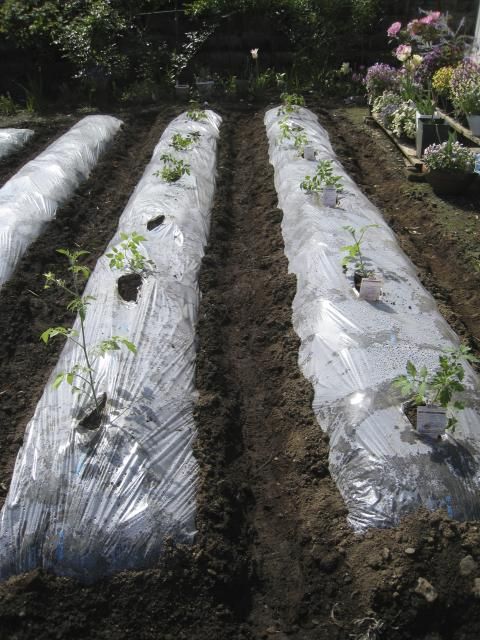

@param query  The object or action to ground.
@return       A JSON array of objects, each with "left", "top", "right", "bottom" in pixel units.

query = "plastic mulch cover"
[
  {"left": 0, "top": 116, "right": 122, "bottom": 288},
  {"left": 0, "top": 111, "right": 221, "bottom": 581},
  {"left": 265, "top": 106, "right": 480, "bottom": 530},
  {"left": 0, "top": 128, "right": 34, "bottom": 160}
]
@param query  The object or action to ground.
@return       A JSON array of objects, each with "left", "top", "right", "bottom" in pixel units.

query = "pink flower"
[
  {"left": 407, "top": 19, "right": 421, "bottom": 35},
  {"left": 387, "top": 21, "right": 401, "bottom": 37},
  {"left": 419, "top": 12, "right": 441, "bottom": 25},
  {"left": 395, "top": 44, "right": 412, "bottom": 62}
]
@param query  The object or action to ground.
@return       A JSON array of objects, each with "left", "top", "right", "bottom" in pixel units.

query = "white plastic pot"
[
  {"left": 322, "top": 186, "right": 337, "bottom": 207},
  {"left": 303, "top": 146, "right": 316, "bottom": 161},
  {"left": 358, "top": 276, "right": 383, "bottom": 301},
  {"left": 195, "top": 80, "right": 215, "bottom": 97},
  {"left": 416, "top": 405, "right": 447, "bottom": 438},
  {"left": 467, "top": 115, "right": 480, "bottom": 137}
]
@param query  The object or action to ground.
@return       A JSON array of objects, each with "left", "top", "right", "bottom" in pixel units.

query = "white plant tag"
[
  {"left": 359, "top": 277, "right": 382, "bottom": 301},
  {"left": 416, "top": 406, "right": 446, "bottom": 437},
  {"left": 304, "top": 146, "right": 316, "bottom": 161}
]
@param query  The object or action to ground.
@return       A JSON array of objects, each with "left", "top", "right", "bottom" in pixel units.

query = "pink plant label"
[{"left": 359, "top": 277, "right": 382, "bottom": 301}]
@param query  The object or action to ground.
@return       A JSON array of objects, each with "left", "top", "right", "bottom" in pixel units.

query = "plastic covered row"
[
  {"left": 0, "top": 116, "right": 123, "bottom": 288},
  {"left": 0, "top": 128, "right": 34, "bottom": 161},
  {"left": 0, "top": 110, "right": 222, "bottom": 581},
  {"left": 265, "top": 106, "right": 480, "bottom": 530}
]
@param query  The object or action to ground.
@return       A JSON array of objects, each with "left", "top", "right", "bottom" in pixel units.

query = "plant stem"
[{"left": 71, "top": 260, "right": 99, "bottom": 412}]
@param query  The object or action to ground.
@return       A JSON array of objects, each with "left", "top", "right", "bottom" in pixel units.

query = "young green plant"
[
  {"left": 393, "top": 346, "right": 478, "bottom": 431},
  {"left": 278, "top": 92, "right": 305, "bottom": 115},
  {"left": 169, "top": 131, "right": 201, "bottom": 152},
  {"left": 340, "top": 224, "right": 379, "bottom": 278},
  {"left": 106, "top": 231, "right": 155, "bottom": 274},
  {"left": 155, "top": 152, "right": 191, "bottom": 183},
  {"left": 186, "top": 104, "right": 207, "bottom": 121},
  {"left": 300, "top": 159, "right": 343, "bottom": 193},
  {"left": 278, "top": 119, "right": 308, "bottom": 155},
  {"left": 41, "top": 249, "right": 137, "bottom": 416}
]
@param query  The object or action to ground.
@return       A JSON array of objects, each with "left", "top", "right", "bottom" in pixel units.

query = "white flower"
[
  {"left": 339, "top": 62, "right": 351, "bottom": 75},
  {"left": 250, "top": 48, "right": 259, "bottom": 60}
]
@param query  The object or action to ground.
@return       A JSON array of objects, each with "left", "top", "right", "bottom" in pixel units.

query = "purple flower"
[{"left": 364, "top": 63, "right": 399, "bottom": 100}]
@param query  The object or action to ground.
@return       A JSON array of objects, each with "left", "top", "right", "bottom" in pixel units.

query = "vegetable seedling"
[
  {"left": 301, "top": 159, "right": 343, "bottom": 193},
  {"left": 393, "top": 346, "right": 478, "bottom": 432},
  {"left": 340, "top": 224, "right": 378, "bottom": 278},
  {"left": 169, "top": 131, "right": 201, "bottom": 152},
  {"left": 41, "top": 249, "right": 137, "bottom": 418},
  {"left": 155, "top": 153, "right": 191, "bottom": 183}
]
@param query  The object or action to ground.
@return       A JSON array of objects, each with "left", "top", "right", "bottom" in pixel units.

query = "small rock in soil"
[
  {"left": 405, "top": 547, "right": 416, "bottom": 555},
  {"left": 472, "top": 578, "right": 480, "bottom": 598},
  {"left": 415, "top": 577, "right": 438, "bottom": 603},
  {"left": 460, "top": 555, "right": 478, "bottom": 577}
]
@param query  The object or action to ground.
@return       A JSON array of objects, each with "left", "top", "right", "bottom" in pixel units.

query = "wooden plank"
[
  {"left": 369, "top": 112, "right": 424, "bottom": 171},
  {"left": 436, "top": 109, "right": 480, "bottom": 146}
]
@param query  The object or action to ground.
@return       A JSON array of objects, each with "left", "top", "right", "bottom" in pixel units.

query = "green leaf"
[
  {"left": 53, "top": 372, "right": 66, "bottom": 389},
  {"left": 406, "top": 361, "right": 417, "bottom": 377}
]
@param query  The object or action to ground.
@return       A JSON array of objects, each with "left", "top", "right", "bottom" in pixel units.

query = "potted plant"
[
  {"left": 393, "top": 346, "right": 478, "bottom": 437},
  {"left": 175, "top": 82, "right": 190, "bottom": 100},
  {"left": 300, "top": 159, "right": 342, "bottom": 207},
  {"left": 414, "top": 88, "right": 450, "bottom": 157},
  {"left": 423, "top": 133, "right": 475, "bottom": 196},
  {"left": 340, "top": 224, "right": 382, "bottom": 300},
  {"left": 195, "top": 67, "right": 215, "bottom": 97},
  {"left": 450, "top": 59, "right": 480, "bottom": 136}
]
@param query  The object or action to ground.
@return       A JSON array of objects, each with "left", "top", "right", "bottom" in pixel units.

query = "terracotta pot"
[{"left": 425, "top": 170, "right": 474, "bottom": 196}]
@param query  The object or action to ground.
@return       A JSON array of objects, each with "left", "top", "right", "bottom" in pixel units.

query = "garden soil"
[{"left": 0, "top": 100, "right": 480, "bottom": 639}]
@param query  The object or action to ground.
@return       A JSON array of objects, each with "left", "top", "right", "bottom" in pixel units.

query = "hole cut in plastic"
[
  {"left": 78, "top": 393, "right": 107, "bottom": 431},
  {"left": 147, "top": 214, "right": 165, "bottom": 230},
  {"left": 118, "top": 273, "right": 142, "bottom": 302}
]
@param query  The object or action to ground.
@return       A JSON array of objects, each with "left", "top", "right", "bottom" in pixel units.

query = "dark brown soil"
[{"left": 0, "top": 100, "right": 480, "bottom": 640}]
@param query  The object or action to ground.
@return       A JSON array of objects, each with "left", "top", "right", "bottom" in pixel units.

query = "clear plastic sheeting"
[
  {"left": 0, "top": 115, "right": 122, "bottom": 288},
  {"left": 265, "top": 106, "right": 480, "bottom": 530},
  {"left": 0, "top": 111, "right": 221, "bottom": 581},
  {"left": 0, "top": 128, "right": 34, "bottom": 161}
]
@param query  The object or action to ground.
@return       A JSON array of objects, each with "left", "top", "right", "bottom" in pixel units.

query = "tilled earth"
[{"left": 0, "top": 100, "right": 480, "bottom": 640}]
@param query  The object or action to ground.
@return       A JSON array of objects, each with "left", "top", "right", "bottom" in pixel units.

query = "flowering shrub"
[
  {"left": 387, "top": 10, "right": 469, "bottom": 84},
  {"left": 391, "top": 102, "right": 416, "bottom": 139},
  {"left": 450, "top": 59, "right": 480, "bottom": 115},
  {"left": 372, "top": 91, "right": 402, "bottom": 128},
  {"left": 423, "top": 138, "right": 475, "bottom": 172},
  {"left": 364, "top": 63, "right": 399, "bottom": 101},
  {"left": 432, "top": 66, "right": 454, "bottom": 96}
]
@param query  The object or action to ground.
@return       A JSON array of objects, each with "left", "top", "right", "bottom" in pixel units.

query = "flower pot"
[
  {"left": 416, "top": 405, "right": 446, "bottom": 438},
  {"left": 321, "top": 186, "right": 337, "bottom": 207},
  {"left": 467, "top": 115, "right": 480, "bottom": 137},
  {"left": 235, "top": 78, "right": 250, "bottom": 97},
  {"left": 195, "top": 80, "right": 215, "bottom": 98},
  {"left": 303, "top": 146, "right": 316, "bottom": 161},
  {"left": 425, "top": 170, "right": 474, "bottom": 196},
  {"left": 416, "top": 118, "right": 450, "bottom": 158},
  {"left": 358, "top": 276, "right": 383, "bottom": 301},
  {"left": 175, "top": 84, "right": 190, "bottom": 100}
]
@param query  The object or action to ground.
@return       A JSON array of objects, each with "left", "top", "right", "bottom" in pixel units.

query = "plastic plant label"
[
  {"left": 303, "top": 146, "right": 316, "bottom": 161},
  {"left": 322, "top": 187, "right": 337, "bottom": 207},
  {"left": 416, "top": 406, "right": 447, "bottom": 437},
  {"left": 359, "top": 277, "right": 382, "bottom": 301}
]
